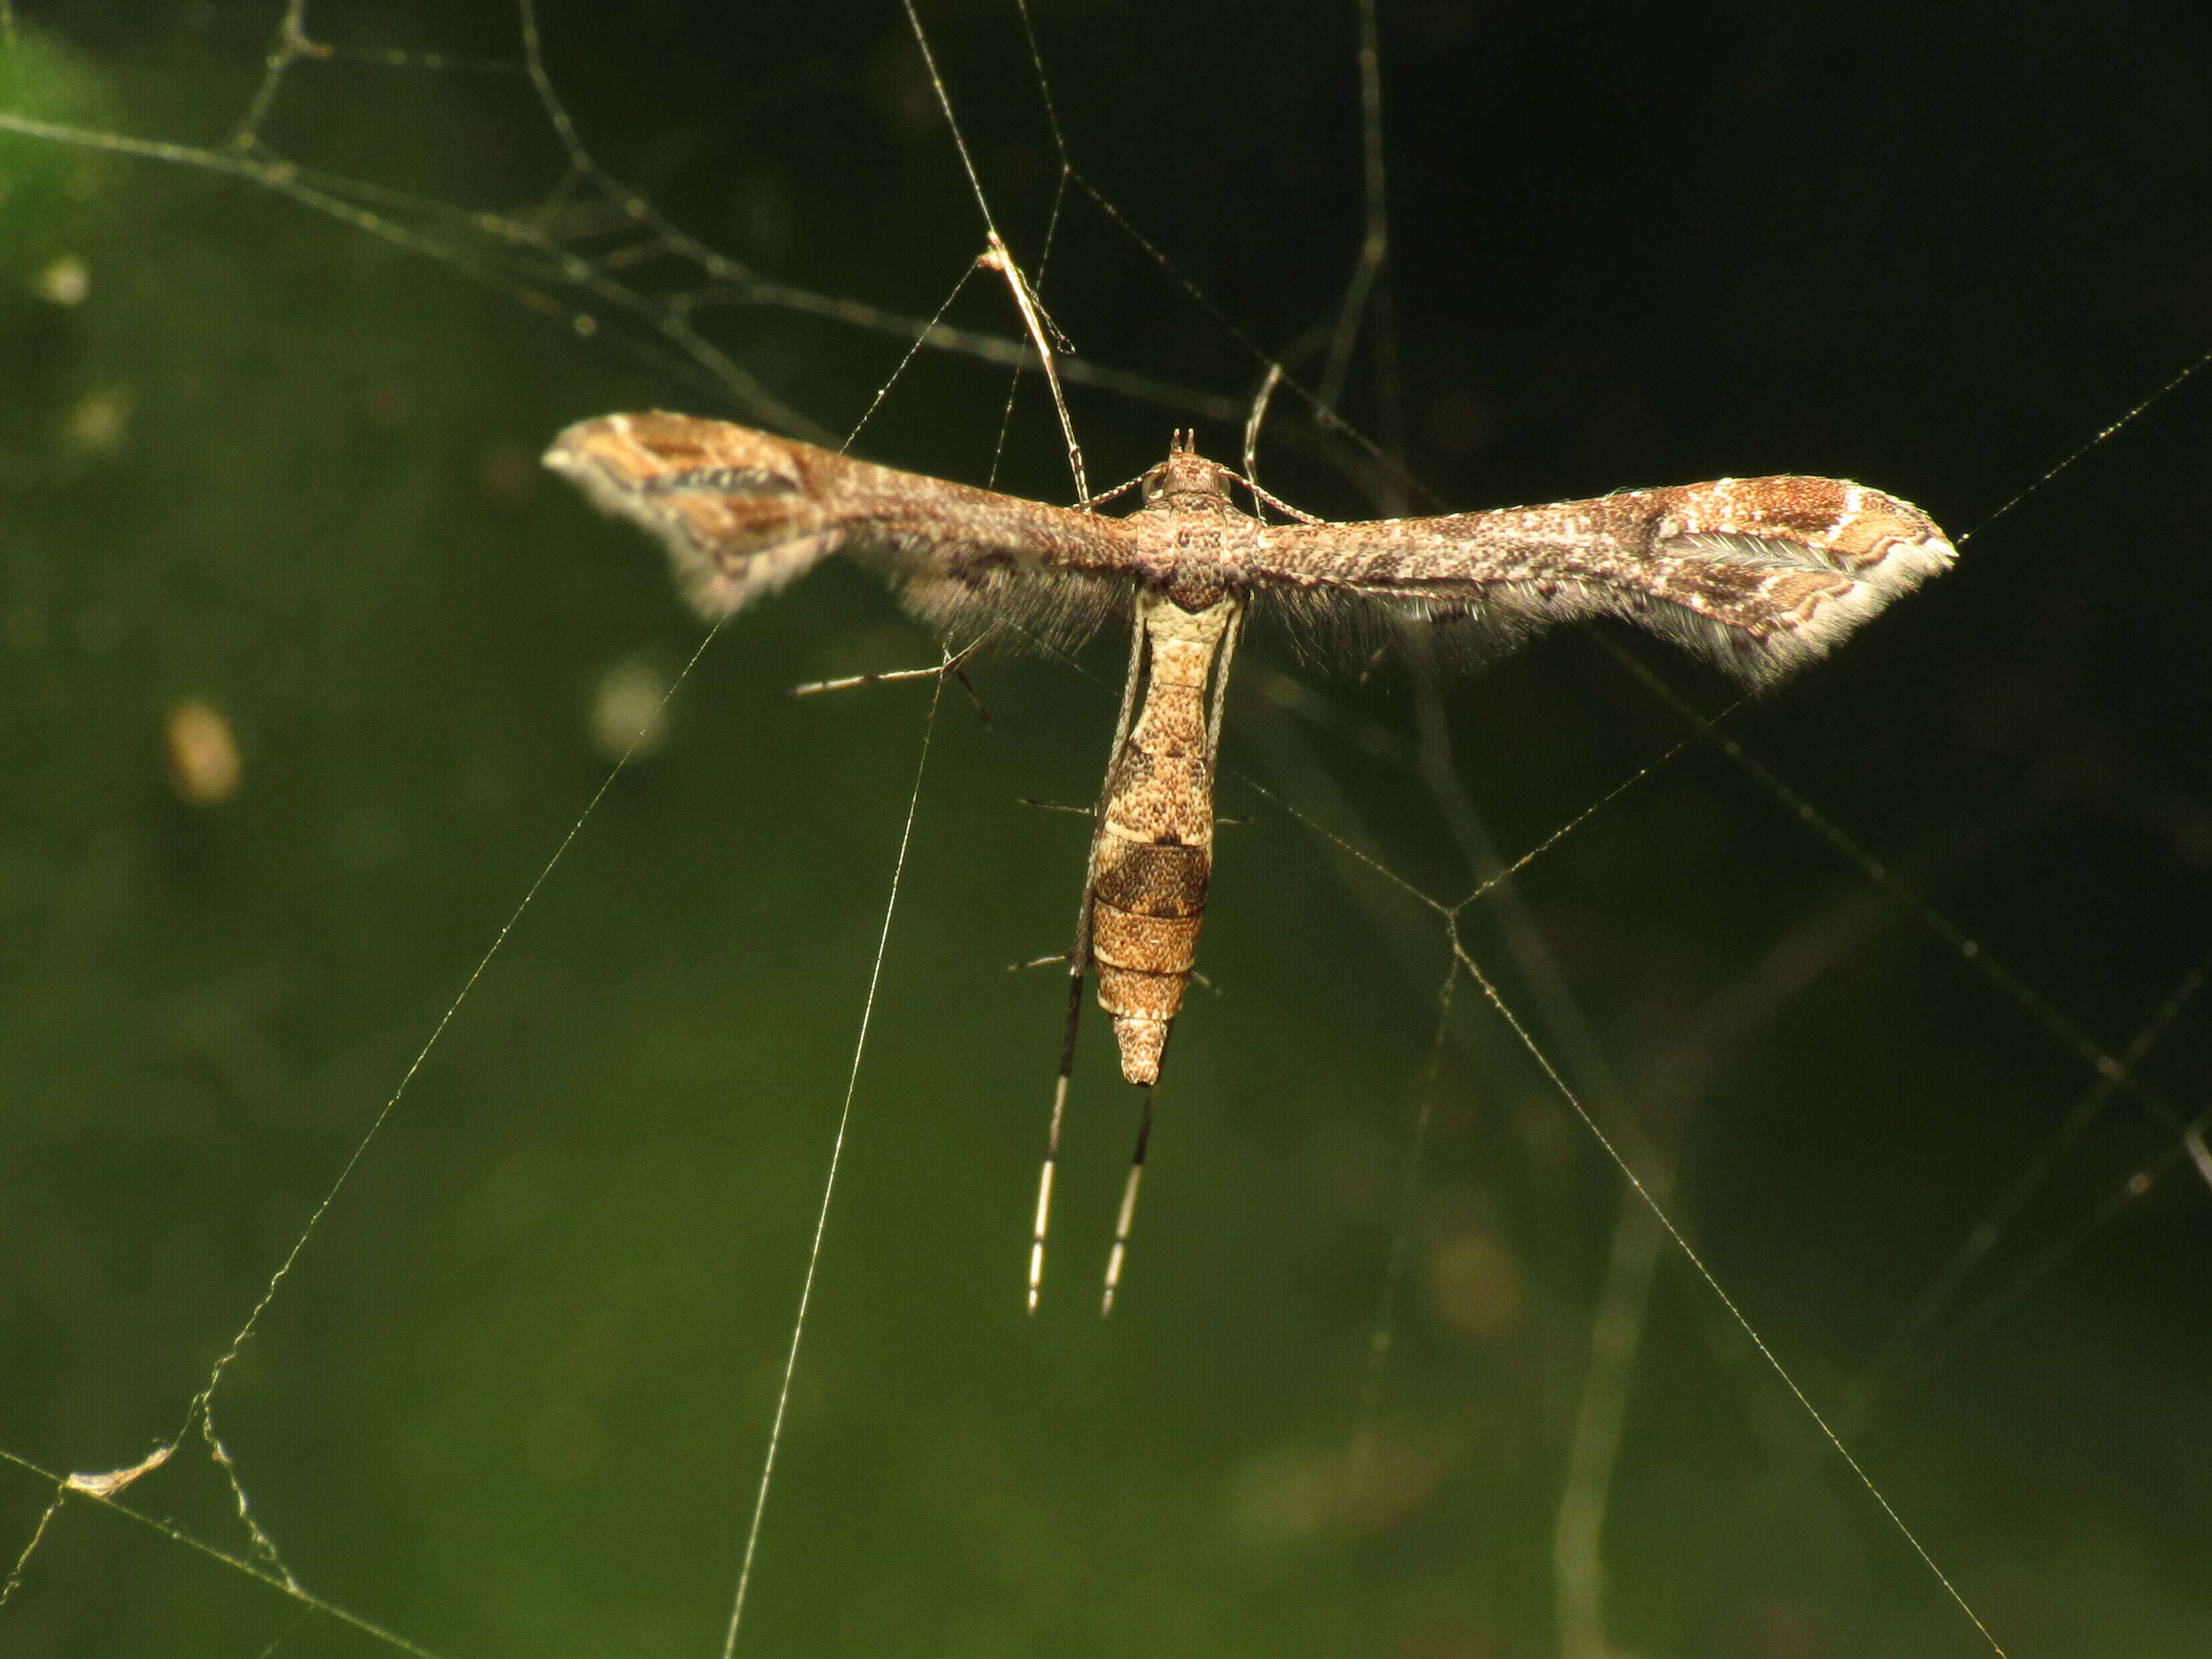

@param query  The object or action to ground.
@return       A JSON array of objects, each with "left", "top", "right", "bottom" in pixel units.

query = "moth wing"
[
  {"left": 1243, "top": 477, "right": 1953, "bottom": 684},
  {"left": 545, "top": 412, "right": 1140, "bottom": 652}
]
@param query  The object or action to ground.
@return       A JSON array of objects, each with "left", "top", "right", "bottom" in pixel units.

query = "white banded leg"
[
  {"left": 1029, "top": 949, "right": 1087, "bottom": 1313},
  {"left": 783, "top": 638, "right": 991, "bottom": 723},
  {"left": 1029, "top": 623, "right": 1147, "bottom": 1311},
  {"left": 1101, "top": 1081, "right": 1158, "bottom": 1316}
]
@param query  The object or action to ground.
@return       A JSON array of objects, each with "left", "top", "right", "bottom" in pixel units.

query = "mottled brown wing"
[
  {"left": 543, "top": 412, "right": 1146, "bottom": 650},
  {"left": 1244, "top": 477, "right": 1954, "bottom": 684}
]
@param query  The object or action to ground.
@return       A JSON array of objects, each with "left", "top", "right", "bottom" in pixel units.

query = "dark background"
[{"left": 4, "top": 1, "right": 2211, "bottom": 1655}]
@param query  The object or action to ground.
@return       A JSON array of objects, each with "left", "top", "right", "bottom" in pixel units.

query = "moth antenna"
[
  {"left": 1101, "top": 1078, "right": 1158, "bottom": 1317},
  {"left": 1078, "top": 471, "right": 1148, "bottom": 512}
]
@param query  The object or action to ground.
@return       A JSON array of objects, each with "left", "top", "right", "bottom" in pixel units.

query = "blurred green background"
[{"left": 4, "top": 3, "right": 2211, "bottom": 1655}]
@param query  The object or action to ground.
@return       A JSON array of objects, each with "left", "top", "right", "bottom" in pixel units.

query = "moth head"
[{"left": 1141, "top": 446, "right": 1233, "bottom": 504}]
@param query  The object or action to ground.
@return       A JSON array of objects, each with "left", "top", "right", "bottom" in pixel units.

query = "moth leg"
[
  {"left": 783, "top": 639, "right": 991, "bottom": 726},
  {"left": 945, "top": 658, "right": 991, "bottom": 727},
  {"left": 782, "top": 664, "right": 942, "bottom": 696},
  {"left": 1028, "top": 621, "right": 1148, "bottom": 1313},
  {"left": 1205, "top": 603, "right": 1242, "bottom": 769},
  {"left": 1101, "top": 1078, "right": 1160, "bottom": 1317},
  {"left": 1028, "top": 931, "right": 1087, "bottom": 1315},
  {"left": 1016, "top": 952, "right": 1216, "bottom": 990}
]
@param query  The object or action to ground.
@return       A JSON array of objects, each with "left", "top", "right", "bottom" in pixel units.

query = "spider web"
[{"left": 4, "top": 3, "right": 2212, "bottom": 1656}]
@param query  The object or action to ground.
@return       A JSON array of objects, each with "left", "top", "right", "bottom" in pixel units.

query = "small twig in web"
[{"left": 721, "top": 658, "right": 952, "bottom": 1656}]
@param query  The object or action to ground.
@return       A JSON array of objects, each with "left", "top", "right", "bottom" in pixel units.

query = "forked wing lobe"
[{"left": 1246, "top": 477, "right": 1953, "bottom": 683}]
